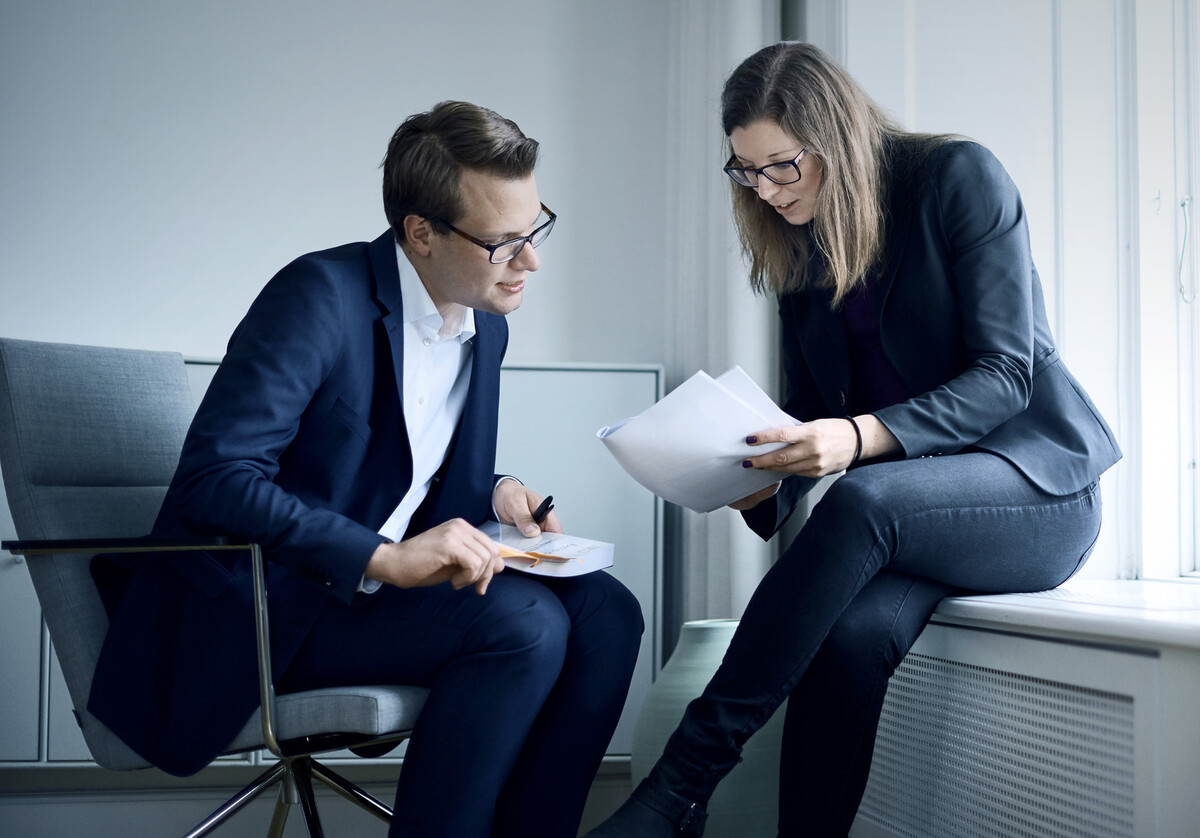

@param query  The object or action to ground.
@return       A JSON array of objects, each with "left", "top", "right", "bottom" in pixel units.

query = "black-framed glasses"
[
  {"left": 436, "top": 203, "right": 556, "bottom": 264},
  {"left": 723, "top": 149, "right": 808, "bottom": 187}
]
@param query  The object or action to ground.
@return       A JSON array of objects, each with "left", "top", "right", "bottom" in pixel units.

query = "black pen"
[{"left": 532, "top": 495, "right": 555, "bottom": 525}]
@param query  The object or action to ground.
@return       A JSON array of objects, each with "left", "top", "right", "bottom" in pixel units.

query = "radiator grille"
[{"left": 857, "top": 653, "right": 1136, "bottom": 837}]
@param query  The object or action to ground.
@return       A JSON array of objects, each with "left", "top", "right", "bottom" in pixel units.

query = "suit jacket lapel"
[
  {"left": 793, "top": 248, "right": 852, "bottom": 415},
  {"left": 369, "top": 231, "right": 408, "bottom": 406},
  {"left": 367, "top": 231, "right": 419, "bottom": 522},
  {"left": 875, "top": 178, "right": 914, "bottom": 323},
  {"left": 792, "top": 179, "right": 914, "bottom": 417},
  {"left": 409, "top": 311, "right": 504, "bottom": 532},
  {"left": 444, "top": 311, "right": 503, "bottom": 497}
]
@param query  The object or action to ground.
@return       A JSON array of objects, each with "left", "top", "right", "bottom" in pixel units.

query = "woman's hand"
[
  {"left": 742, "top": 415, "right": 900, "bottom": 477},
  {"left": 728, "top": 482, "right": 782, "bottom": 511}
]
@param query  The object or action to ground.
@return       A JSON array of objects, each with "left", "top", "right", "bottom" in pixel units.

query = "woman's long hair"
[{"left": 721, "top": 42, "right": 947, "bottom": 304}]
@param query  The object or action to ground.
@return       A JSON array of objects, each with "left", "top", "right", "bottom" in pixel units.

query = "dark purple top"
[{"left": 842, "top": 275, "right": 912, "bottom": 414}]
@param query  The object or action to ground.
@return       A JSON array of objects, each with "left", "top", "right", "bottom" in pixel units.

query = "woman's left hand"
[
  {"left": 743, "top": 418, "right": 857, "bottom": 477},
  {"left": 743, "top": 415, "right": 899, "bottom": 477}
]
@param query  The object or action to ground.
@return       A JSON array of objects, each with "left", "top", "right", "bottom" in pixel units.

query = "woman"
[{"left": 585, "top": 42, "right": 1120, "bottom": 838}]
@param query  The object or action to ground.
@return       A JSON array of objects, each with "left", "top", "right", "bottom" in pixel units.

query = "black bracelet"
[{"left": 845, "top": 416, "right": 863, "bottom": 466}]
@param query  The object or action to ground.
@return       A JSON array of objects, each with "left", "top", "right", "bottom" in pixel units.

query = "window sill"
[{"left": 933, "top": 578, "right": 1200, "bottom": 650}]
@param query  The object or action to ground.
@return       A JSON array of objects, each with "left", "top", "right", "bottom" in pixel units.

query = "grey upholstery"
[
  {"left": 229, "top": 685, "right": 430, "bottom": 753},
  {"left": 0, "top": 339, "right": 190, "bottom": 770},
  {"left": 0, "top": 337, "right": 428, "bottom": 835}
]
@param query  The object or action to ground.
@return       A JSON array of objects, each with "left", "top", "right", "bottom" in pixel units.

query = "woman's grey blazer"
[{"left": 757, "top": 140, "right": 1121, "bottom": 537}]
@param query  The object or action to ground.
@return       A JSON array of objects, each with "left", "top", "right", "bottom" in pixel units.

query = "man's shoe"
[{"left": 582, "top": 778, "right": 707, "bottom": 837}]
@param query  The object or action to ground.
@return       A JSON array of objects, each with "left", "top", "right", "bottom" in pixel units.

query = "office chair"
[{"left": 0, "top": 337, "right": 429, "bottom": 837}]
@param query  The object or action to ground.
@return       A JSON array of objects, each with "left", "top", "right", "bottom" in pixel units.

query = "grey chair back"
[{"left": 0, "top": 337, "right": 193, "bottom": 769}]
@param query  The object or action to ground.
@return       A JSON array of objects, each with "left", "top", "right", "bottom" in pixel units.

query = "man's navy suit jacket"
[
  {"left": 749, "top": 140, "right": 1122, "bottom": 539},
  {"left": 90, "top": 232, "right": 508, "bottom": 776}
]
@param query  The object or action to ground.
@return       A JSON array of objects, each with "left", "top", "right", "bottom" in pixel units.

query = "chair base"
[{"left": 180, "top": 756, "right": 393, "bottom": 838}]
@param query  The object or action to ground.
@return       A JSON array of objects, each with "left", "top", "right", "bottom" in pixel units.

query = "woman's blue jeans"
[{"left": 656, "top": 452, "right": 1103, "bottom": 837}]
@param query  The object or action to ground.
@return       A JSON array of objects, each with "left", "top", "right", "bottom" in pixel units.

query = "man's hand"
[
  {"left": 493, "top": 479, "right": 563, "bottom": 537},
  {"left": 364, "top": 518, "right": 504, "bottom": 595}
]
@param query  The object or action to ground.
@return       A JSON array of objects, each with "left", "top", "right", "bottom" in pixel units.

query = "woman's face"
[{"left": 728, "top": 120, "right": 822, "bottom": 226}]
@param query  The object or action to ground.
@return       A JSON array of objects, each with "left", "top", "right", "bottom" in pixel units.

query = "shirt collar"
[{"left": 395, "top": 242, "right": 476, "bottom": 343}]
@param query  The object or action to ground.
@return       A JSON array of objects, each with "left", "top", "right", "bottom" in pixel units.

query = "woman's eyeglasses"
[{"left": 723, "top": 149, "right": 808, "bottom": 187}]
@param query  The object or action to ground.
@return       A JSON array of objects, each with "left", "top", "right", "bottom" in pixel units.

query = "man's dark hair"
[{"left": 382, "top": 101, "right": 540, "bottom": 242}]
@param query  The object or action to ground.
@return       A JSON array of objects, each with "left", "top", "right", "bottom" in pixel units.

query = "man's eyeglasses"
[
  {"left": 436, "top": 203, "right": 557, "bottom": 264},
  {"left": 723, "top": 149, "right": 808, "bottom": 187}
]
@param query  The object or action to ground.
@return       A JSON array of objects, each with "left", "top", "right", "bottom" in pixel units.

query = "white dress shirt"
[{"left": 362, "top": 244, "right": 476, "bottom": 593}]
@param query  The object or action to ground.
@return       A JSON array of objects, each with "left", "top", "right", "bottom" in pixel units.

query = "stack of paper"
[
  {"left": 481, "top": 521, "right": 615, "bottom": 577},
  {"left": 597, "top": 366, "right": 800, "bottom": 513}
]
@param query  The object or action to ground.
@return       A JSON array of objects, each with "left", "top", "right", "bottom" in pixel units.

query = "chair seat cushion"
[{"left": 224, "top": 684, "right": 430, "bottom": 754}]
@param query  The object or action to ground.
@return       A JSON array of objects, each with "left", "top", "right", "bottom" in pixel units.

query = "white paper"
[
  {"left": 597, "top": 366, "right": 800, "bottom": 513},
  {"left": 481, "top": 521, "right": 615, "bottom": 577}
]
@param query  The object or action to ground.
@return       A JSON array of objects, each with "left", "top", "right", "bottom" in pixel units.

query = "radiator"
[{"left": 849, "top": 611, "right": 1199, "bottom": 838}]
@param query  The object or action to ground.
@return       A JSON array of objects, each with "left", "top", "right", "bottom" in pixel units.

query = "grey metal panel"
[
  {"left": 853, "top": 621, "right": 1159, "bottom": 838},
  {"left": 496, "top": 364, "right": 663, "bottom": 756},
  {"left": 0, "top": 550, "right": 42, "bottom": 760},
  {"left": 47, "top": 643, "right": 90, "bottom": 762}
]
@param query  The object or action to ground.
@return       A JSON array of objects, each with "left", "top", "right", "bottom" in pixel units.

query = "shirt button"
[
  {"left": 418, "top": 396, "right": 426, "bottom": 405},
  {"left": 423, "top": 338, "right": 433, "bottom": 346}
]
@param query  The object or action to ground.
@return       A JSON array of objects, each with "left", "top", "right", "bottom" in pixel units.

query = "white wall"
[
  {"left": 1, "top": 0, "right": 1163, "bottom": 610},
  {"left": 0, "top": 0, "right": 670, "bottom": 367}
]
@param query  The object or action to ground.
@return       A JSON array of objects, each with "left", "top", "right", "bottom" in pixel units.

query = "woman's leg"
[
  {"left": 777, "top": 572, "right": 955, "bottom": 837},
  {"left": 585, "top": 452, "right": 1101, "bottom": 837}
]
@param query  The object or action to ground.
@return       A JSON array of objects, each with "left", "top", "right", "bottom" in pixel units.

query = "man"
[{"left": 89, "top": 101, "right": 643, "bottom": 838}]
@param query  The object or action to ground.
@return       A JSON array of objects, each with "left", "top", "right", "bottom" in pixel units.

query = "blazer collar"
[
  {"left": 368, "top": 227, "right": 501, "bottom": 401},
  {"left": 792, "top": 185, "right": 914, "bottom": 416},
  {"left": 368, "top": 231, "right": 409, "bottom": 405},
  {"left": 873, "top": 139, "right": 920, "bottom": 314},
  {"left": 369, "top": 230, "right": 403, "bottom": 315},
  {"left": 874, "top": 201, "right": 912, "bottom": 317}
]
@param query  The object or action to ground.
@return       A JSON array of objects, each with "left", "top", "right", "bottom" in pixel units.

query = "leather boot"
[{"left": 582, "top": 778, "right": 707, "bottom": 837}]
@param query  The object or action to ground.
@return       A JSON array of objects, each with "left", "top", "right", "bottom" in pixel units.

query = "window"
[{"left": 1137, "top": 0, "right": 1199, "bottom": 580}]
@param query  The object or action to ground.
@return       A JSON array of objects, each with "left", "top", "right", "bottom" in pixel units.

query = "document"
[
  {"left": 597, "top": 366, "right": 800, "bottom": 513},
  {"left": 481, "top": 521, "right": 615, "bottom": 577}
]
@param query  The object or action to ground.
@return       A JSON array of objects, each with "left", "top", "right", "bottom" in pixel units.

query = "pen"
[{"left": 532, "top": 495, "right": 555, "bottom": 525}]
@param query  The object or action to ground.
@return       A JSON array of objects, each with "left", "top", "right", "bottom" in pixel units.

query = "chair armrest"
[
  {"left": 2, "top": 536, "right": 286, "bottom": 759},
  {"left": 2, "top": 536, "right": 234, "bottom": 554},
  {"left": 247, "top": 547, "right": 285, "bottom": 756}
]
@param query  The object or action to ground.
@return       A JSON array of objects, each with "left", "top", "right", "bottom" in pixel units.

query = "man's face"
[{"left": 417, "top": 169, "right": 543, "bottom": 316}]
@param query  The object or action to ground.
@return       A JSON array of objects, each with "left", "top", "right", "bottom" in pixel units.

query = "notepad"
[
  {"left": 597, "top": 366, "right": 800, "bottom": 513},
  {"left": 481, "top": 521, "right": 615, "bottom": 577}
]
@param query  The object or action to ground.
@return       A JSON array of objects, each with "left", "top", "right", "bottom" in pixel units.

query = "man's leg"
[
  {"left": 491, "top": 572, "right": 644, "bottom": 838},
  {"left": 276, "top": 573, "right": 575, "bottom": 838}
]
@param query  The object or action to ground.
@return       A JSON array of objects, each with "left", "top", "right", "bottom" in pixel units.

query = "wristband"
[{"left": 844, "top": 416, "right": 863, "bottom": 466}]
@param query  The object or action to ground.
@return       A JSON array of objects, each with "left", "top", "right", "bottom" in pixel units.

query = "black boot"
[{"left": 582, "top": 778, "right": 707, "bottom": 837}]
